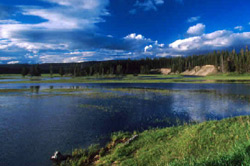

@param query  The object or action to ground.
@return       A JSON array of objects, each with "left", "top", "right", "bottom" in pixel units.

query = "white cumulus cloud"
[
  {"left": 187, "top": 23, "right": 205, "bottom": 36},
  {"left": 169, "top": 30, "right": 250, "bottom": 53},
  {"left": 144, "top": 45, "right": 153, "bottom": 52},
  {"left": 124, "top": 33, "right": 146, "bottom": 40},
  {"left": 0, "top": 0, "right": 110, "bottom": 59},
  {"left": 234, "top": 26, "right": 243, "bottom": 31},
  {"left": 7, "top": 61, "right": 19, "bottom": 64}
]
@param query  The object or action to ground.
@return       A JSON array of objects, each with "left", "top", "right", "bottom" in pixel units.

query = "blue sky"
[{"left": 1, "top": 0, "right": 250, "bottom": 64}]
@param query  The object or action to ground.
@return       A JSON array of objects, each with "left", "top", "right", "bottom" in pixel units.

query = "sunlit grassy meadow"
[{"left": 62, "top": 116, "right": 250, "bottom": 166}]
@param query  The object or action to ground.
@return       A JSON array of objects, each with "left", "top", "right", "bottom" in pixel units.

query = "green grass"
[
  {"left": 0, "top": 74, "right": 20, "bottom": 77},
  {"left": 2, "top": 73, "right": 250, "bottom": 84},
  {"left": 0, "top": 89, "right": 30, "bottom": 93},
  {"left": 0, "top": 73, "right": 61, "bottom": 77},
  {"left": 204, "top": 73, "right": 250, "bottom": 80},
  {"left": 41, "top": 73, "right": 61, "bottom": 77},
  {"left": 62, "top": 116, "right": 250, "bottom": 166}
]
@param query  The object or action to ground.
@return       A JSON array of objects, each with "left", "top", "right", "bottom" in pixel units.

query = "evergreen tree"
[
  {"left": 140, "top": 65, "right": 145, "bottom": 74},
  {"left": 246, "top": 46, "right": 250, "bottom": 72},
  {"left": 21, "top": 67, "right": 29, "bottom": 77},
  {"left": 116, "top": 65, "right": 123, "bottom": 75},
  {"left": 30, "top": 65, "right": 41, "bottom": 76},
  {"left": 50, "top": 64, "right": 53, "bottom": 78},
  {"left": 109, "top": 66, "right": 114, "bottom": 75},
  {"left": 220, "top": 52, "right": 225, "bottom": 73},
  {"left": 59, "top": 67, "right": 65, "bottom": 77}
]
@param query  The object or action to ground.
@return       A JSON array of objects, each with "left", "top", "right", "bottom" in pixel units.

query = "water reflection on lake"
[{"left": 0, "top": 83, "right": 250, "bottom": 166}]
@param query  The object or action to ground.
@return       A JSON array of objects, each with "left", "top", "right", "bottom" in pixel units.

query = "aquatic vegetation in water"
[
  {"left": 108, "top": 87, "right": 173, "bottom": 94},
  {"left": 78, "top": 104, "right": 110, "bottom": 112},
  {"left": 3, "top": 83, "right": 250, "bottom": 165},
  {"left": 0, "top": 89, "right": 30, "bottom": 93},
  {"left": 41, "top": 87, "right": 92, "bottom": 93}
]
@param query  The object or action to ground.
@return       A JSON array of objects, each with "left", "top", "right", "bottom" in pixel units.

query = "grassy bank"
[
  {"left": 61, "top": 116, "right": 250, "bottom": 166},
  {"left": 2, "top": 73, "right": 250, "bottom": 84}
]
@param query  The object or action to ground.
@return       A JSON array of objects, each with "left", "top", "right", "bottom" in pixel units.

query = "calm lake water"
[{"left": 1, "top": 83, "right": 250, "bottom": 166}]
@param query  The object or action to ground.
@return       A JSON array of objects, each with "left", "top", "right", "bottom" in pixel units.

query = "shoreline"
[
  {"left": 2, "top": 73, "right": 250, "bottom": 84},
  {"left": 60, "top": 116, "right": 250, "bottom": 166}
]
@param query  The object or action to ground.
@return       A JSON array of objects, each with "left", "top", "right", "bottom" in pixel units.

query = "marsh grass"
[
  {"left": 108, "top": 87, "right": 173, "bottom": 94},
  {"left": 62, "top": 116, "right": 250, "bottom": 166},
  {"left": 0, "top": 89, "right": 30, "bottom": 93},
  {"left": 4, "top": 73, "right": 250, "bottom": 84},
  {"left": 0, "top": 74, "right": 196, "bottom": 84},
  {"left": 78, "top": 104, "right": 110, "bottom": 112},
  {"left": 41, "top": 88, "right": 91, "bottom": 93},
  {"left": 3, "top": 73, "right": 250, "bottom": 84}
]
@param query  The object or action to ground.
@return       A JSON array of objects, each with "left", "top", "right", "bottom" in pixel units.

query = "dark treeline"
[
  {"left": 0, "top": 62, "right": 98, "bottom": 75},
  {"left": 1, "top": 47, "right": 250, "bottom": 76},
  {"left": 72, "top": 47, "right": 250, "bottom": 76}
]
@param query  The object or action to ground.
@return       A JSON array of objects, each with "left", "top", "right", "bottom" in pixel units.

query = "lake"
[{"left": 1, "top": 82, "right": 250, "bottom": 166}]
